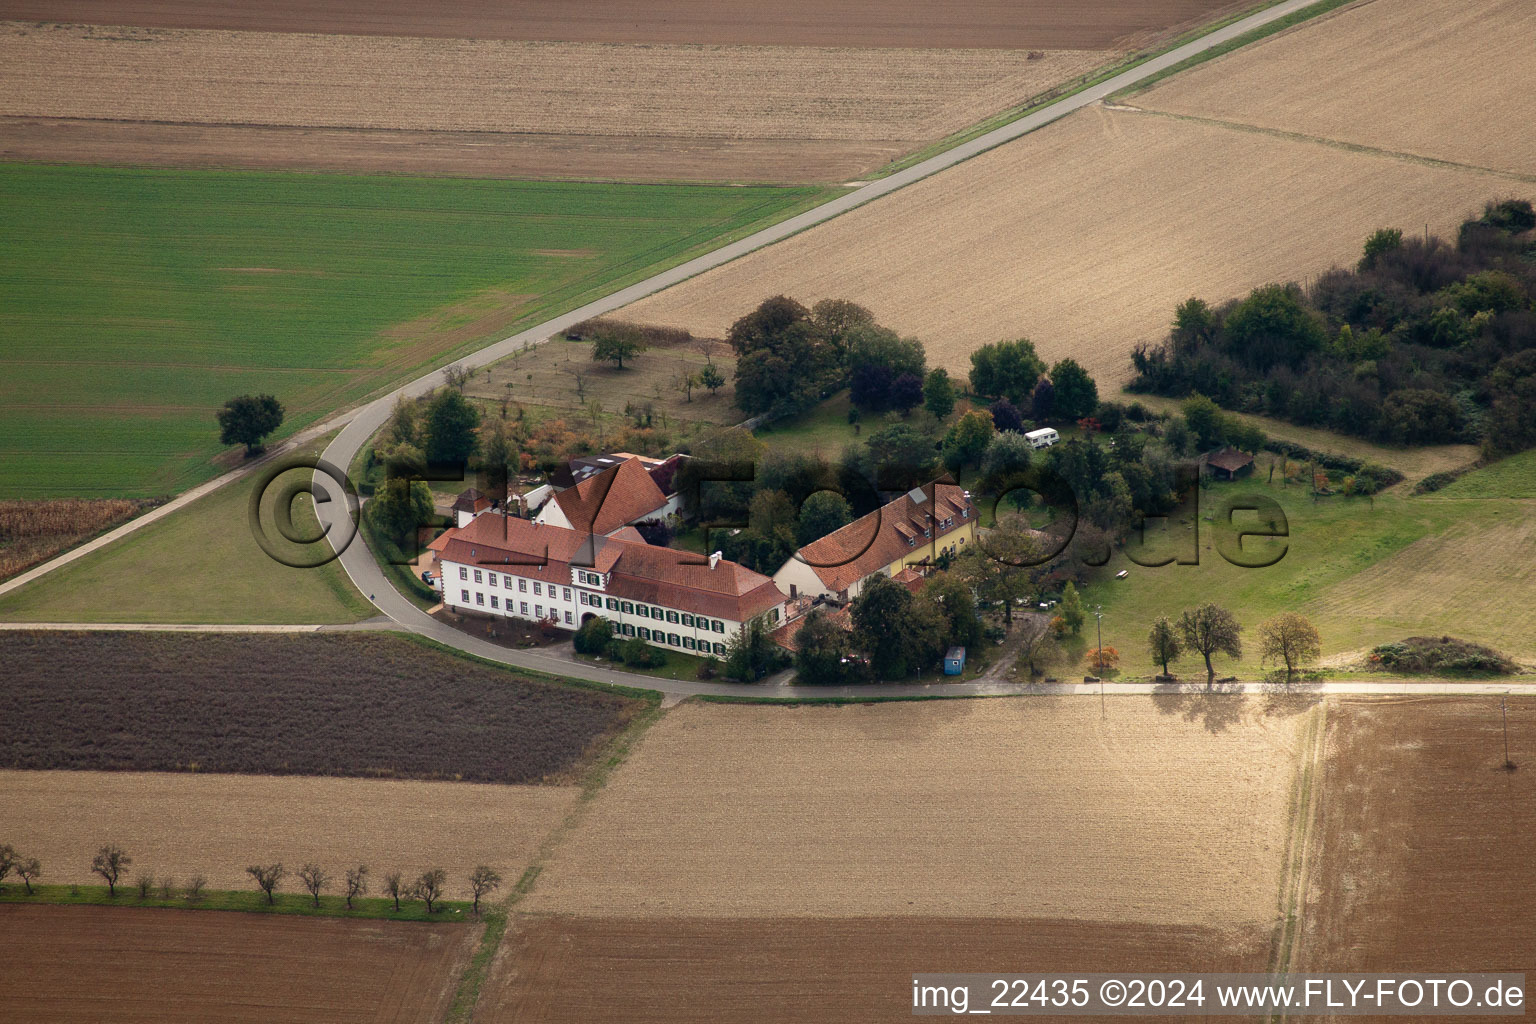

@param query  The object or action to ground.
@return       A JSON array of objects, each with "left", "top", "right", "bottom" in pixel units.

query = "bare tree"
[
  {"left": 442, "top": 363, "right": 470, "bottom": 390},
  {"left": 468, "top": 866, "right": 502, "bottom": 915},
  {"left": 16, "top": 857, "right": 41, "bottom": 895},
  {"left": 564, "top": 364, "right": 588, "bottom": 404},
  {"left": 676, "top": 371, "right": 699, "bottom": 403},
  {"left": 135, "top": 872, "right": 154, "bottom": 898},
  {"left": 384, "top": 871, "right": 405, "bottom": 912},
  {"left": 1258, "top": 612, "right": 1321, "bottom": 684},
  {"left": 298, "top": 863, "right": 329, "bottom": 908},
  {"left": 246, "top": 862, "right": 285, "bottom": 905},
  {"left": 1147, "top": 616, "right": 1183, "bottom": 679},
  {"left": 344, "top": 866, "right": 369, "bottom": 910},
  {"left": 91, "top": 845, "right": 131, "bottom": 896},
  {"left": 0, "top": 845, "right": 14, "bottom": 891},
  {"left": 188, "top": 874, "right": 207, "bottom": 900},
  {"left": 159, "top": 877, "right": 176, "bottom": 899},
  {"left": 411, "top": 869, "right": 448, "bottom": 914},
  {"left": 693, "top": 337, "right": 718, "bottom": 366},
  {"left": 1177, "top": 604, "right": 1243, "bottom": 689}
]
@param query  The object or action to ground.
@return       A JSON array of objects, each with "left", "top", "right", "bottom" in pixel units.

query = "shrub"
[
  {"left": 573, "top": 616, "right": 614, "bottom": 655},
  {"left": 1368, "top": 636, "right": 1516, "bottom": 675}
]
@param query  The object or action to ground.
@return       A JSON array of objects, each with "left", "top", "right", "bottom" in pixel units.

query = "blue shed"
[{"left": 944, "top": 646, "right": 966, "bottom": 675}]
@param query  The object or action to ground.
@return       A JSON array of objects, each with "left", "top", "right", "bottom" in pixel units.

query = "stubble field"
[
  {"left": 0, "top": 0, "right": 1247, "bottom": 49},
  {"left": 483, "top": 697, "right": 1310, "bottom": 1021},
  {"left": 0, "top": 22, "right": 1112, "bottom": 183},
  {"left": 0, "top": 904, "right": 476, "bottom": 1024},
  {"left": 1298, "top": 698, "right": 1535, "bottom": 980},
  {"left": 1133, "top": 0, "right": 1536, "bottom": 176},
  {"left": 622, "top": 0, "right": 1536, "bottom": 386},
  {"left": 522, "top": 698, "right": 1308, "bottom": 922},
  {"left": 0, "top": 769, "right": 578, "bottom": 892}
]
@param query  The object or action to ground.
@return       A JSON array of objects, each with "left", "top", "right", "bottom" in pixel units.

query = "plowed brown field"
[
  {"left": 0, "top": 0, "right": 1246, "bottom": 49},
  {"left": 623, "top": 105, "right": 1519, "bottom": 384},
  {"left": 0, "top": 904, "right": 475, "bottom": 1024},
  {"left": 523, "top": 699, "right": 1309, "bottom": 926},
  {"left": 484, "top": 915, "right": 1273, "bottom": 1023},
  {"left": 1136, "top": 0, "right": 1536, "bottom": 177},
  {"left": 0, "top": 770, "right": 578, "bottom": 891},
  {"left": 1299, "top": 698, "right": 1536, "bottom": 980}
]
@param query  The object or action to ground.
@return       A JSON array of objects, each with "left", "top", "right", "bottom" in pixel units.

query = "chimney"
[{"left": 709, "top": 551, "right": 722, "bottom": 570}]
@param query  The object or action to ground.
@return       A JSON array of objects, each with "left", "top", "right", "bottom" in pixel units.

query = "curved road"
[{"left": 314, "top": 0, "right": 1335, "bottom": 697}]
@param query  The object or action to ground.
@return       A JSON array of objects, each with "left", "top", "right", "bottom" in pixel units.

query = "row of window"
[
  {"left": 460, "top": 590, "right": 575, "bottom": 624},
  {"left": 616, "top": 621, "right": 727, "bottom": 655},
  {"left": 575, "top": 594, "right": 726, "bottom": 631},
  {"left": 458, "top": 566, "right": 574, "bottom": 601}
]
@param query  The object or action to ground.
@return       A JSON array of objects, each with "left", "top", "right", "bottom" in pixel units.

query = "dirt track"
[
  {"left": 485, "top": 915, "right": 1272, "bottom": 1023},
  {"left": 0, "top": 0, "right": 1246, "bottom": 49},
  {"left": 0, "top": 904, "right": 475, "bottom": 1023},
  {"left": 0, "top": 770, "right": 578, "bottom": 892}
]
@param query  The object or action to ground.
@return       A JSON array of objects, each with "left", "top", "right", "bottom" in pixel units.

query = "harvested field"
[
  {"left": 0, "top": 497, "right": 154, "bottom": 580},
  {"left": 523, "top": 699, "right": 1309, "bottom": 925},
  {"left": 485, "top": 915, "right": 1272, "bottom": 1023},
  {"left": 1299, "top": 698, "right": 1536, "bottom": 977},
  {"left": 624, "top": 105, "right": 1520, "bottom": 386},
  {"left": 0, "top": 904, "right": 475, "bottom": 1024},
  {"left": 0, "top": 769, "right": 577, "bottom": 891},
  {"left": 1134, "top": 0, "right": 1536, "bottom": 177},
  {"left": 0, "top": 23, "right": 1111, "bottom": 182},
  {"left": 0, "top": 631, "right": 643, "bottom": 782},
  {"left": 0, "top": 0, "right": 1248, "bottom": 50}
]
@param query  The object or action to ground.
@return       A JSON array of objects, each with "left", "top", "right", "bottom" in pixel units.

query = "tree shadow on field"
[
  {"left": 1257, "top": 676, "right": 1325, "bottom": 718},
  {"left": 1151, "top": 680, "right": 1247, "bottom": 734}
]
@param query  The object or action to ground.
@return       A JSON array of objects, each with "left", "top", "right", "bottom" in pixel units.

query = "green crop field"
[
  {"left": 1082, "top": 467, "right": 1536, "bottom": 680},
  {"left": 0, "top": 163, "right": 839, "bottom": 499}
]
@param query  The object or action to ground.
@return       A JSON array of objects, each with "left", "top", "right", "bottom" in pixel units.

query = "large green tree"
[
  {"left": 796, "top": 490, "right": 852, "bottom": 546},
  {"left": 923, "top": 368, "right": 956, "bottom": 419},
  {"left": 968, "top": 338, "right": 1045, "bottom": 406},
  {"left": 423, "top": 387, "right": 481, "bottom": 465},
  {"left": 941, "top": 408, "right": 995, "bottom": 476},
  {"left": 729, "top": 296, "right": 842, "bottom": 417},
  {"left": 591, "top": 322, "right": 647, "bottom": 369},
  {"left": 217, "top": 394, "right": 284, "bottom": 456},
  {"left": 1177, "top": 603, "right": 1243, "bottom": 689},
  {"left": 851, "top": 574, "right": 945, "bottom": 679},
  {"left": 794, "top": 608, "right": 858, "bottom": 685},
  {"left": 1048, "top": 358, "right": 1098, "bottom": 421}
]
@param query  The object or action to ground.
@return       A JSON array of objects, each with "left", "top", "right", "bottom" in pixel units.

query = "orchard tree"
[
  {"left": 412, "top": 869, "right": 448, "bottom": 914},
  {"left": 591, "top": 322, "right": 647, "bottom": 369},
  {"left": 344, "top": 866, "right": 369, "bottom": 910},
  {"left": 246, "top": 862, "right": 285, "bottom": 905},
  {"left": 16, "top": 856, "right": 41, "bottom": 895},
  {"left": 1258, "top": 612, "right": 1321, "bottom": 684},
  {"left": 91, "top": 845, "right": 131, "bottom": 896},
  {"left": 0, "top": 845, "right": 14, "bottom": 891},
  {"left": 1147, "top": 616, "right": 1183, "bottom": 677},
  {"left": 923, "top": 368, "right": 956, "bottom": 419},
  {"left": 298, "top": 863, "right": 328, "bottom": 908},
  {"left": 468, "top": 865, "right": 502, "bottom": 914},
  {"left": 217, "top": 394, "right": 284, "bottom": 456},
  {"left": 1049, "top": 359, "right": 1098, "bottom": 421},
  {"left": 699, "top": 363, "right": 727, "bottom": 396},
  {"left": 1177, "top": 603, "right": 1243, "bottom": 689},
  {"left": 384, "top": 871, "right": 405, "bottom": 912}
]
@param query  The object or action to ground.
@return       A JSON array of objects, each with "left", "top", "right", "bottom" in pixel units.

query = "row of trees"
[
  {"left": 1131, "top": 200, "right": 1536, "bottom": 454},
  {"left": 1146, "top": 607, "right": 1321, "bottom": 687},
  {"left": 46, "top": 845, "right": 501, "bottom": 914},
  {"left": 967, "top": 338, "right": 1099, "bottom": 422},
  {"left": 0, "top": 843, "right": 43, "bottom": 893}
]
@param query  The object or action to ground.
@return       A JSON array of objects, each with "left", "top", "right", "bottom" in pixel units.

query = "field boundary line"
[
  {"left": 443, "top": 701, "right": 669, "bottom": 1024},
  {"left": 1269, "top": 701, "right": 1327, "bottom": 1017},
  {"left": 1112, "top": 105, "right": 1536, "bottom": 184}
]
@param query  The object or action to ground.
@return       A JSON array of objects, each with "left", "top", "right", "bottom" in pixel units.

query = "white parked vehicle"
[{"left": 1025, "top": 427, "right": 1060, "bottom": 449}]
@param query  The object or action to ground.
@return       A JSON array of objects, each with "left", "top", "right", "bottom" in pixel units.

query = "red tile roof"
[
  {"left": 788, "top": 481, "right": 973, "bottom": 593},
  {"left": 434, "top": 512, "right": 783, "bottom": 623},
  {"left": 552, "top": 457, "right": 668, "bottom": 534},
  {"left": 1207, "top": 447, "right": 1255, "bottom": 473}
]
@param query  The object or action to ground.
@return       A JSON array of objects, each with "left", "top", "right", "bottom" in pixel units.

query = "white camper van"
[{"left": 1024, "top": 427, "right": 1060, "bottom": 449}]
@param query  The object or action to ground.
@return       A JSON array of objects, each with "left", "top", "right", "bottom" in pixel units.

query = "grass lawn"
[
  {"left": 1081, "top": 471, "right": 1536, "bottom": 679},
  {"left": 1433, "top": 448, "right": 1536, "bottom": 499},
  {"left": 752, "top": 391, "right": 861, "bottom": 457},
  {"left": 0, "top": 431, "right": 373, "bottom": 623},
  {"left": 0, "top": 163, "right": 841, "bottom": 498},
  {"left": 0, "top": 883, "right": 473, "bottom": 922},
  {"left": 574, "top": 646, "right": 720, "bottom": 682}
]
